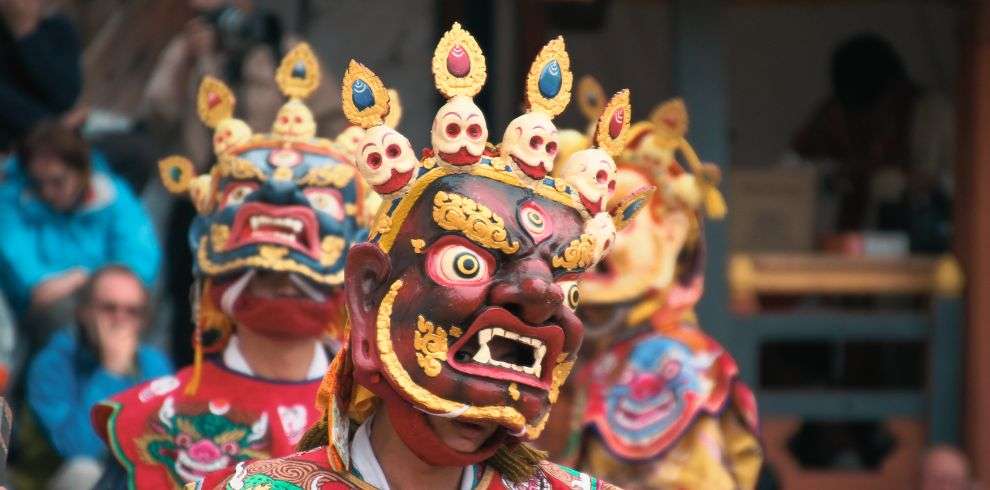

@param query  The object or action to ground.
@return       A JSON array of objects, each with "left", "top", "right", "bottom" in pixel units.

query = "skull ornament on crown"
[
  {"left": 334, "top": 88, "right": 404, "bottom": 166},
  {"left": 551, "top": 88, "right": 632, "bottom": 264},
  {"left": 500, "top": 37, "right": 573, "bottom": 182},
  {"left": 157, "top": 44, "right": 368, "bottom": 392},
  {"left": 322, "top": 23, "right": 654, "bottom": 476},
  {"left": 273, "top": 99, "right": 316, "bottom": 141},
  {"left": 270, "top": 44, "right": 323, "bottom": 142},
  {"left": 343, "top": 64, "right": 419, "bottom": 199},
  {"left": 197, "top": 77, "right": 252, "bottom": 156},
  {"left": 578, "top": 94, "right": 727, "bottom": 309},
  {"left": 430, "top": 23, "right": 490, "bottom": 166}
]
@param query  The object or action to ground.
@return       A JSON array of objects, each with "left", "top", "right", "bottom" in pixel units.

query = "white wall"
[{"left": 724, "top": 1, "right": 960, "bottom": 168}]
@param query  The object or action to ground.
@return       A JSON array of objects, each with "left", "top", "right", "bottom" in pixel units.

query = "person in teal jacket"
[
  {"left": 0, "top": 121, "right": 161, "bottom": 342},
  {"left": 27, "top": 265, "right": 173, "bottom": 488}
]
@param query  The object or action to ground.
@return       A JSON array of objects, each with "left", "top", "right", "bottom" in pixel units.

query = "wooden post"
[
  {"left": 960, "top": 1, "right": 990, "bottom": 482},
  {"left": 671, "top": 0, "right": 735, "bottom": 369}
]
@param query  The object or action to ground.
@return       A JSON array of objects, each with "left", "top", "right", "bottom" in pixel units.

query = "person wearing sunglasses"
[{"left": 25, "top": 265, "right": 173, "bottom": 490}]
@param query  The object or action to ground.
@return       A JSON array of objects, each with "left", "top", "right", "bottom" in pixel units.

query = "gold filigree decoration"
[
  {"left": 210, "top": 224, "right": 229, "bottom": 253},
  {"left": 297, "top": 164, "right": 355, "bottom": 188},
  {"left": 449, "top": 326, "right": 463, "bottom": 338},
  {"left": 376, "top": 280, "right": 542, "bottom": 436},
  {"left": 524, "top": 412, "right": 551, "bottom": 440},
  {"left": 431, "top": 191, "right": 520, "bottom": 254},
  {"left": 410, "top": 238, "right": 426, "bottom": 254},
  {"left": 508, "top": 382, "right": 520, "bottom": 401},
  {"left": 158, "top": 156, "right": 196, "bottom": 194},
  {"left": 552, "top": 234, "right": 596, "bottom": 271},
  {"left": 197, "top": 237, "right": 344, "bottom": 285},
  {"left": 610, "top": 186, "right": 656, "bottom": 231},
  {"left": 320, "top": 236, "right": 345, "bottom": 266},
  {"left": 372, "top": 212, "right": 392, "bottom": 239},
  {"left": 259, "top": 245, "right": 289, "bottom": 260},
  {"left": 549, "top": 358, "right": 575, "bottom": 403},
  {"left": 414, "top": 316, "right": 448, "bottom": 377},
  {"left": 196, "top": 76, "right": 235, "bottom": 128},
  {"left": 577, "top": 75, "right": 606, "bottom": 123},
  {"left": 432, "top": 22, "right": 487, "bottom": 98},
  {"left": 215, "top": 158, "right": 266, "bottom": 181},
  {"left": 374, "top": 163, "right": 584, "bottom": 253},
  {"left": 341, "top": 60, "right": 390, "bottom": 129},
  {"left": 649, "top": 98, "right": 688, "bottom": 149},
  {"left": 275, "top": 43, "right": 321, "bottom": 100},
  {"left": 594, "top": 89, "right": 632, "bottom": 157},
  {"left": 525, "top": 37, "right": 572, "bottom": 117}
]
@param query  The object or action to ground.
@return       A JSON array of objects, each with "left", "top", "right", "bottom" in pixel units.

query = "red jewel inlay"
[
  {"left": 207, "top": 92, "right": 222, "bottom": 109},
  {"left": 447, "top": 44, "right": 471, "bottom": 78},
  {"left": 609, "top": 108, "right": 625, "bottom": 139}
]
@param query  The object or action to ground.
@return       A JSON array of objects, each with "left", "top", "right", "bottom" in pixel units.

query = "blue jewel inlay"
[
  {"left": 351, "top": 80, "right": 375, "bottom": 110},
  {"left": 170, "top": 166, "right": 182, "bottom": 181},
  {"left": 538, "top": 60, "right": 562, "bottom": 99},
  {"left": 623, "top": 199, "right": 646, "bottom": 221},
  {"left": 292, "top": 61, "right": 306, "bottom": 79}
]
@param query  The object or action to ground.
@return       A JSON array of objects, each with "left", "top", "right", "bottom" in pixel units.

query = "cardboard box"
[{"left": 729, "top": 165, "right": 818, "bottom": 252}]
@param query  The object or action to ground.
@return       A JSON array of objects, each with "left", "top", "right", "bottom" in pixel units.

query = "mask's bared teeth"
[
  {"left": 532, "top": 345, "right": 547, "bottom": 377},
  {"left": 472, "top": 343, "right": 492, "bottom": 364}
]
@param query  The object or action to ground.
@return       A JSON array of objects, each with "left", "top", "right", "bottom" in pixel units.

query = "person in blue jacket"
[
  {"left": 0, "top": 121, "right": 161, "bottom": 344},
  {"left": 27, "top": 264, "right": 173, "bottom": 489}
]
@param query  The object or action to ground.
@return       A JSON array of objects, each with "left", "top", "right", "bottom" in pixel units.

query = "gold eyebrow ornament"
[{"left": 431, "top": 191, "right": 520, "bottom": 254}]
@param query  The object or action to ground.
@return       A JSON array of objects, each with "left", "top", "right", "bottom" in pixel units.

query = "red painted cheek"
[
  {"left": 394, "top": 267, "right": 488, "bottom": 324},
  {"left": 425, "top": 278, "right": 489, "bottom": 320}
]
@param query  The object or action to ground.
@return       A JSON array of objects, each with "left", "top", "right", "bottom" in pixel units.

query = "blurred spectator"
[
  {"left": 792, "top": 33, "right": 954, "bottom": 252},
  {"left": 0, "top": 0, "right": 83, "bottom": 152},
  {"left": 146, "top": 0, "right": 345, "bottom": 365},
  {"left": 0, "top": 122, "right": 161, "bottom": 344},
  {"left": 143, "top": 0, "right": 344, "bottom": 166},
  {"left": 25, "top": 265, "right": 172, "bottom": 490},
  {"left": 920, "top": 445, "right": 972, "bottom": 490}
]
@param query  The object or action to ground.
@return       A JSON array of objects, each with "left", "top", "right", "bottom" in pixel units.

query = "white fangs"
[
  {"left": 470, "top": 327, "right": 546, "bottom": 378},
  {"left": 248, "top": 216, "right": 305, "bottom": 245}
]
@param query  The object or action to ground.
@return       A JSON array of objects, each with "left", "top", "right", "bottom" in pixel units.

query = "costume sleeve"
[
  {"left": 26, "top": 337, "right": 132, "bottom": 458},
  {"left": 11, "top": 16, "right": 83, "bottom": 113},
  {"left": 722, "top": 408, "right": 763, "bottom": 490},
  {"left": 107, "top": 177, "right": 161, "bottom": 286}
]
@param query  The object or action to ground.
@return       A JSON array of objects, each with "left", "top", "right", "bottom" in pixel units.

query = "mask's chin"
[
  {"left": 381, "top": 395, "right": 508, "bottom": 467},
  {"left": 209, "top": 270, "right": 341, "bottom": 340}
]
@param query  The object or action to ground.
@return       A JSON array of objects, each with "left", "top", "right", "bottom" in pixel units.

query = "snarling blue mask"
[{"left": 157, "top": 43, "right": 369, "bottom": 352}]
